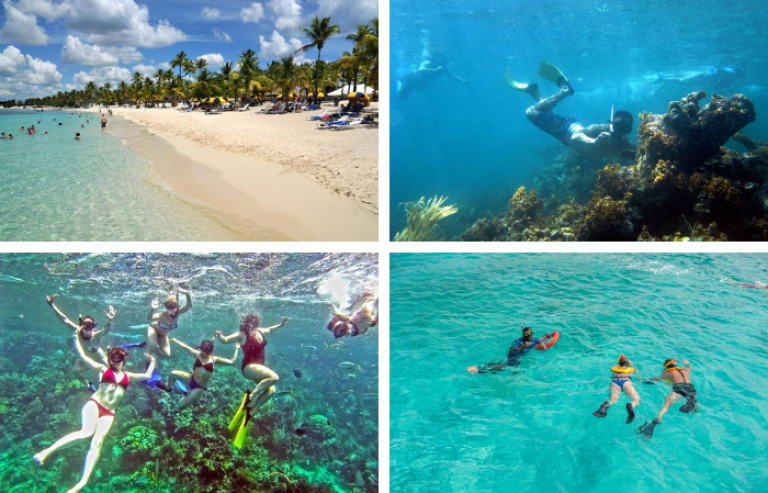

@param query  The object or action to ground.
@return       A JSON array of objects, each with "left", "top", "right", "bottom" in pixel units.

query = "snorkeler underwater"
[
  {"left": 0, "top": 253, "right": 379, "bottom": 493},
  {"left": 390, "top": 0, "right": 768, "bottom": 241},
  {"left": 390, "top": 253, "right": 768, "bottom": 492}
]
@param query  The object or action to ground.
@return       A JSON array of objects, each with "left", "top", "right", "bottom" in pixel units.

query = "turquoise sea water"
[
  {"left": 0, "top": 253, "right": 378, "bottom": 492},
  {"left": 391, "top": 253, "right": 768, "bottom": 493},
  {"left": 0, "top": 110, "right": 247, "bottom": 241},
  {"left": 389, "top": 0, "right": 768, "bottom": 238}
]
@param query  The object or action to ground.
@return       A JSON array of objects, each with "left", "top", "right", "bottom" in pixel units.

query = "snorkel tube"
[{"left": 610, "top": 104, "right": 615, "bottom": 133}]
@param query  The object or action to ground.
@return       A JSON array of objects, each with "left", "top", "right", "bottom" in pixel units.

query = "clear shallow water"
[
  {"left": 389, "top": 0, "right": 768, "bottom": 238},
  {"left": 0, "top": 111, "right": 248, "bottom": 241},
  {"left": 391, "top": 253, "right": 768, "bottom": 493},
  {"left": 0, "top": 253, "right": 378, "bottom": 492}
]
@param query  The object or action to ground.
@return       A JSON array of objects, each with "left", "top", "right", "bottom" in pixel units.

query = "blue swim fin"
[
  {"left": 140, "top": 369, "right": 162, "bottom": 389},
  {"left": 174, "top": 380, "right": 189, "bottom": 396}
]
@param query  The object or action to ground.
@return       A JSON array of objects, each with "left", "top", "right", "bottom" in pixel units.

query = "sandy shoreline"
[{"left": 88, "top": 103, "right": 378, "bottom": 241}]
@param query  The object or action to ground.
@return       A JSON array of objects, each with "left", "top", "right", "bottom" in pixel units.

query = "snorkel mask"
[
  {"left": 664, "top": 359, "right": 677, "bottom": 369},
  {"left": 198, "top": 340, "right": 214, "bottom": 355},
  {"left": 521, "top": 325, "right": 533, "bottom": 341},
  {"left": 109, "top": 347, "right": 126, "bottom": 365}
]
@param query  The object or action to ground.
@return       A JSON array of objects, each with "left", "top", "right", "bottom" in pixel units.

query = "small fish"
[
  {"left": 325, "top": 341, "right": 345, "bottom": 349},
  {"left": 361, "top": 393, "right": 378, "bottom": 401},
  {"left": 295, "top": 428, "right": 307, "bottom": 436},
  {"left": 338, "top": 362, "right": 362, "bottom": 371},
  {"left": 135, "top": 476, "right": 151, "bottom": 485},
  {"left": 293, "top": 369, "right": 302, "bottom": 378}
]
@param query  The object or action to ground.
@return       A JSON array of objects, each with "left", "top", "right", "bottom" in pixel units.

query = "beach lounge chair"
[
  {"left": 317, "top": 115, "right": 350, "bottom": 129},
  {"left": 237, "top": 104, "right": 250, "bottom": 112},
  {"left": 205, "top": 106, "right": 223, "bottom": 115},
  {"left": 307, "top": 109, "right": 329, "bottom": 121},
  {"left": 177, "top": 103, "right": 193, "bottom": 112},
  {"left": 330, "top": 120, "right": 363, "bottom": 131}
]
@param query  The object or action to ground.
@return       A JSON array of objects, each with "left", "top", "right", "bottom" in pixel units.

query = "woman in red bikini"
[
  {"left": 33, "top": 327, "right": 156, "bottom": 493},
  {"left": 159, "top": 337, "right": 240, "bottom": 411},
  {"left": 215, "top": 313, "right": 288, "bottom": 413}
]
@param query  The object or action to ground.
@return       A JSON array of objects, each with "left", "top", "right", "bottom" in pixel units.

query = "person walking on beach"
[
  {"left": 637, "top": 359, "right": 698, "bottom": 439},
  {"left": 593, "top": 354, "right": 644, "bottom": 424},
  {"left": 33, "top": 330, "right": 157, "bottom": 493},
  {"left": 101, "top": 114, "right": 107, "bottom": 131},
  {"left": 506, "top": 62, "right": 636, "bottom": 159}
]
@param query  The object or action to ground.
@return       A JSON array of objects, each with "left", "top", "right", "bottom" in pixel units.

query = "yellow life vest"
[{"left": 611, "top": 366, "right": 635, "bottom": 374}]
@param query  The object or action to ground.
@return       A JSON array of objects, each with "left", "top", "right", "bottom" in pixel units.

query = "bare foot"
[{"left": 32, "top": 452, "right": 46, "bottom": 465}]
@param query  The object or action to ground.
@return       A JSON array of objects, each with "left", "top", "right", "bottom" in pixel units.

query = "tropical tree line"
[{"left": 22, "top": 16, "right": 378, "bottom": 108}]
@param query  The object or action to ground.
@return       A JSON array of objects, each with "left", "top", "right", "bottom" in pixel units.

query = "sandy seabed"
[{"left": 91, "top": 103, "right": 378, "bottom": 241}]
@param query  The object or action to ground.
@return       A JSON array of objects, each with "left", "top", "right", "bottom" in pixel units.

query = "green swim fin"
[
  {"left": 228, "top": 391, "right": 250, "bottom": 431},
  {"left": 538, "top": 62, "right": 573, "bottom": 93},
  {"left": 233, "top": 408, "right": 252, "bottom": 449},
  {"left": 505, "top": 67, "right": 540, "bottom": 100}
]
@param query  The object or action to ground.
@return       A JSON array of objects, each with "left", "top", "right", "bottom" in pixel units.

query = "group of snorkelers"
[
  {"left": 593, "top": 354, "right": 697, "bottom": 439},
  {"left": 469, "top": 326, "right": 698, "bottom": 440},
  {"left": 34, "top": 289, "right": 378, "bottom": 493}
]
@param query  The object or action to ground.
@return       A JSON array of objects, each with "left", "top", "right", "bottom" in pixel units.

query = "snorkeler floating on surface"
[
  {"left": 156, "top": 338, "right": 240, "bottom": 412},
  {"left": 506, "top": 62, "right": 637, "bottom": 159},
  {"left": 593, "top": 354, "right": 645, "bottom": 424},
  {"left": 637, "top": 358, "right": 698, "bottom": 439},
  {"left": 722, "top": 278, "right": 768, "bottom": 294},
  {"left": 33, "top": 328, "right": 157, "bottom": 493},
  {"left": 396, "top": 59, "right": 468, "bottom": 99},
  {"left": 467, "top": 325, "right": 558, "bottom": 374},
  {"left": 327, "top": 291, "right": 379, "bottom": 339}
]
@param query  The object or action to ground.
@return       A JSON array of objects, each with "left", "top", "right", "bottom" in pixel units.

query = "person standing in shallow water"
[
  {"left": 101, "top": 114, "right": 107, "bottom": 131},
  {"left": 147, "top": 289, "right": 192, "bottom": 358},
  {"left": 215, "top": 314, "right": 288, "bottom": 413},
  {"left": 33, "top": 328, "right": 156, "bottom": 493},
  {"left": 506, "top": 62, "right": 636, "bottom": 159}
]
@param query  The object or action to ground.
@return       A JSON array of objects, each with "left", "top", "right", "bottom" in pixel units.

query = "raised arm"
[
  {"left": 683, "top": 359, "right": 693, "bottom": 371},
  {"left": 329, "top": 303, "right": 345, "bottom": 317},
  {"left": 260, "top": 317, "right": 289, "bottom": 335},
  {"left": 215, "top": 343, "right": 240, "bottom": 366},
  {"left": 171, "top": 337, "right": 200, "bottom": 357},
  {"left": 125, "top": 354, "right": 156, "bottom": 381},
  {"left": 73, "top": 328, "right": 107, "bottom": 371},
  {"left": 177, "top": 288, "right": 192, "bottom": 314},
  {"left": 147, "top": 298, "right": 160, "bottom": 321},
  {"left": 46, "top": 294, "right": 80, "bottom": 331},
  {"left": 93, "top": 305, "right": 117, "bottom": 337},
  {"left": 215, "top": 330, "right": 243, "bottom": 344}
]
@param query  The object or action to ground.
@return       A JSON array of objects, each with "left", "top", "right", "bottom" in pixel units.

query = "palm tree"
[
  {"left": 171, "top": 51, "right": 189, "bottom": 79},
  {"left": 237, "top": 49, "right": 258, "bottom": 104},
  {"left": 154, "top": 68, "right": 165, "bottom": 87},
  {"left": 84, "top": 81, "right": 97, "bottom": 107},
  {"left": 182, "top": 59, "right": 195, "bottom": 83},
  {"left": 193, "top": 68, "right": 216, "bottom": 99},
  {"left": 194, "top": 57, "right": 208, "bottom": 75},
  {"left": 295, "top": 16, "right": 340, "bottom": 104}
]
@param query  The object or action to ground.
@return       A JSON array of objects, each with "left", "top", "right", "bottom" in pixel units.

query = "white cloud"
[
  {"left": 268, "top": 0, "right": 302, "bottom": 33},
  {"left": 131, "top": 64, "right": 160, "bottom": 77},
  {"left": 0, "top": 0, "right": 49, "bottom": 45},
  {"left": 16, "top": 0, "right": 68, "bottom": 21},
  {"left": 316, "top": 0, "right": 377, "bottom": 29},
  {"left": 213, "top": 28, "right": 232, "bottom": 43},
  {"left": 0, "top": 45, "right": 25, "bottom": 76},
  {"left": 197, "top": 53, "right": 224, "bottom": 67},
  {"left": 23, "top": 54, "right": 61, "bottom": 85},
  {"left": 201, "top": 6, "right": 220, "bottom": 20},
  {"left": 158, "top": 61, "right": 170, "bottom": 70},
  {"left": 258, "top": 30, "right": 303, "bottom": 61},
  {"left": 61, "top": 35, "right": 142, "bottom": 66},
  {"left": 240, "top": 2, "right": 264, "bottom": 23},
  {"left": 72, "top": 65, "right": 131, "bottom": 87},
  {"left": 64, "top": 0, "right": 186, "bottom": 48}
]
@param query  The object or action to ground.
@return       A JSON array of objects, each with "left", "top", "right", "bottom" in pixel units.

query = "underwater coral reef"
[
  {"left": 461, "top": 92, "right": 767, "bottom": 241},
  {"left": 0, "top": 253, "right": 378, "bottom": 493}
]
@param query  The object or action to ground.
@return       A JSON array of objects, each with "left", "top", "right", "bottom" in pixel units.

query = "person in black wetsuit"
[
  {"left": 215, "top": 313, "right": 288, "bottom": 413},
  {"left": 467, "top": 326, "right": 546, "bottom": 374}
]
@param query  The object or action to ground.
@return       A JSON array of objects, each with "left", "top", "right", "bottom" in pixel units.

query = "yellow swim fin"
[
  {"left": 228, "top": 391, "right": 249, "bottom": 431},
  {"left": 232, "top": 408, "right": 252, "bottom": 449},
  {"left": 505, "top": 67, "right": 532, "bottom": 91},
  {"left": 538, "top": 62, "right": 572, "bottom": 92}
]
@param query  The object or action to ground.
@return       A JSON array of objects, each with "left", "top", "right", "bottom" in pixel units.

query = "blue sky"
[{"left": 0, "top": 0, "right": 377, "bottom": 100}]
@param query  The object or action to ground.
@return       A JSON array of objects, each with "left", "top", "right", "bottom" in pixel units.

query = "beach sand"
[{"left": 91, "top": 103, "right": 378, "bottom": 241}]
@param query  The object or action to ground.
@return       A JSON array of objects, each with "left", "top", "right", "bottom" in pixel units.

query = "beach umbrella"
[
  {"left": 347, "top": 92, "right": 370, "bottom": 100},
  {"left": 277, "top": 92, "right": 299, "bottom": 100},
  {"left": 308, "top": 92, "right": 325, "bottom": 98}
]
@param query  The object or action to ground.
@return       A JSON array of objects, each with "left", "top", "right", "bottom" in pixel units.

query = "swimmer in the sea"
[
  {"left": 637, "top": 358, "right": 698, "bottom": 439},
  {"left": 396, "top": 59, "right": 467, "bottom": 100},
  {"left": 506, "top": 62, "right": 636, "bottom": 159},
  {"left": 593, "top": 354, "right": 645, "bottom": 424},
  {"left": 722, "top": 278, "right": 768, "bottom": 294}
]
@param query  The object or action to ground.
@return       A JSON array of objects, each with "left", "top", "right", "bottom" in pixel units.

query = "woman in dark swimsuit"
[
  {"left": 160, "top": 337, "right": 239, "bottom": 411},
  {"left": 33, "top": 327, "right": 156, "bottom": 493},
  {"left": 47, "top": 293, "right": 116, "bottom": 368},
  {"left": 147, "top": 288, "right": 192, "bottom": 357},
  {"left": 215, "top": 313, "right": 288, "bottom": 413}
]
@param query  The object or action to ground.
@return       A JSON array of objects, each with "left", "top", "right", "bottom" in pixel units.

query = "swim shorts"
[{"left": 530, "top": 111, "right": 581, "bottom": 146}]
